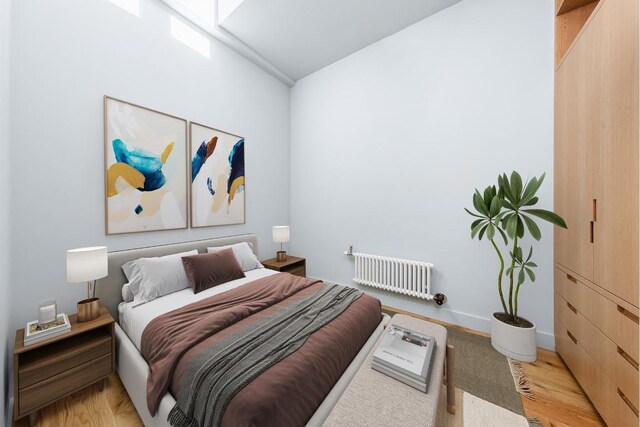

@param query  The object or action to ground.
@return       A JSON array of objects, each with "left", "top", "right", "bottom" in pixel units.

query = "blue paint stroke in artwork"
[
  {"left": 112, "top": 139, "right": 166, "bottom": 191},
  {"left": 134, "top": 204, "right": 143, "bottom": 215},
  {"left": 207, "top": 177, "right": 215, "bottom": 195},
  {"left": 227, "top": 138, "right": 244, "bottom": 194},
  {"left": 191, "top": 141, "right": 209, "bottom": 182}
]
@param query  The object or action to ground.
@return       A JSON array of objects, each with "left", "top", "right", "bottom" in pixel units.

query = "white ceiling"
[{"left": 218, "top": 0, "right": 463, "bottom": 81}]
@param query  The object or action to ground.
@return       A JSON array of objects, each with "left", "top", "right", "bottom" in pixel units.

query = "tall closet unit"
[{"left": 554, "top": 0, "right": 639, "bottom": 425}]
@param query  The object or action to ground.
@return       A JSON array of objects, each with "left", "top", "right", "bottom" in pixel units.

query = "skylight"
[{"left": 170, "top": 16, "right": 211, "bottom": 58}]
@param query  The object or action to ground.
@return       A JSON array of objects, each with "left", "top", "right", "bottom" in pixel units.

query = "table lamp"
[
  {"left": 67, "top": 246, "right": 108, "bottom": 322},
  {"left": 272, "top": 226, "right": 290, "bottom": 262}
]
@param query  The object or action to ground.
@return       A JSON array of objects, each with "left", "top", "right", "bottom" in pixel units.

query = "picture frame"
[
  {"left": 104, "top": 96, "right": 188, "bottom": 235},
  {"left": 189, "top": 122, "right": 246, "bottom": 228}
]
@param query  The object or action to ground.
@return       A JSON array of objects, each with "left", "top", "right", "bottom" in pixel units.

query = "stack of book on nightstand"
[
  {"left": 24, "top": 313, "right": 71, "bottom": 346},
  {"left": 372, "top": 324, "right": 437, "bottom": 393}
]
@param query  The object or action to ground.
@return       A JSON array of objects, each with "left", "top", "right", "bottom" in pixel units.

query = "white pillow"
[
  {"left": 122, "top": 259, "right": 143, "bottom": 298},
  {"left": 207, "top": 242, "right": 262, "bottom": 272},
  {"left": 122, "top": 249, "right": 198, "bottom": 307},
  {"left": 121, "top": 283, "right": 134, "bottom": 303}
]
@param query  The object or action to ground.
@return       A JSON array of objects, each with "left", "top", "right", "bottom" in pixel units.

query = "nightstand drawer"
[
  {"left": 19, "top": 330, "right": 112, "bottom": 388},
  {"left": 287, "top": 266, "right": 306, "bottom": 277},
  {"left": 261, "top": 256, "right": 306, "bottom": 277},
  {"left": 19, "top": 353, "right": 112, "bottom": 415}
]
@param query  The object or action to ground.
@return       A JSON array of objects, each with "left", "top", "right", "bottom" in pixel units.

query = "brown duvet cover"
[{"left": 141, "top": 272, "right": 381, "bottom": 427}]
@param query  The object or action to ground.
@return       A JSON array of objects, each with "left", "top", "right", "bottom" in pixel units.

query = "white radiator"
[{"left": 345, "top": 247, "right": 445, "bottom": 304}]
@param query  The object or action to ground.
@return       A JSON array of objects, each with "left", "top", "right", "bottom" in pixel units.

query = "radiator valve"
[{"left": 433, "top": 293, "right": 447, "bottom": 305}]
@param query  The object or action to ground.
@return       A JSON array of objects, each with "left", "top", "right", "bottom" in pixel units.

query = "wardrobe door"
[
  {"left": 593, "top": 0, "right": 639, "bottom": 306},
  {"left": 554, "top": 25, "right": 595, "bottom": 281}
]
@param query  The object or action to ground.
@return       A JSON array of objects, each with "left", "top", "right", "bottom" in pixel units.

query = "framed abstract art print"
[
  {"left": 189, "top": 122, "right": 245, "bottom": 228},
  {"left": 104, "top": 96, "right": 188, "bottom": 234}
]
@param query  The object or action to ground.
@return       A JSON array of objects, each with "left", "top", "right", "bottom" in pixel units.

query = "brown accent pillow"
[{"left": 181, "top": 248, "right": 246, "bottom": 294}]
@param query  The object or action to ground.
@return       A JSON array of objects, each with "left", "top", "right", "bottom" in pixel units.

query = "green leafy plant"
[{"left": 465, "top": 171, "right": 567, "bottom": 326}]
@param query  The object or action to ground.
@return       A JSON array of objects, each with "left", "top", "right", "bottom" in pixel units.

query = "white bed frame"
[{"left": 96, "top": 234, "right": 389, "bottom": 427}]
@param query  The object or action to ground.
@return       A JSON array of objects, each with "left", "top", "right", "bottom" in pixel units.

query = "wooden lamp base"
[
  {"left": 276, "top": 251, "right": 287, "bottom": 262},
  {"left": 77, "top": 298, "right": 100, "bottom": 322}
]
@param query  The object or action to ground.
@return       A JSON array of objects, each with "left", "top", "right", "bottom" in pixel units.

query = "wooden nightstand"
[
  {"left": 13, "top": 307, "right": 115, "bottom": 426},
  {"left": 262, "top": 256, "right": 306, "bottom": 277}
]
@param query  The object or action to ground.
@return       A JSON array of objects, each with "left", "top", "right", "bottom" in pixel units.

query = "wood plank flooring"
[
  {"left": 520, "top": 349, "right": 604, "bottom": 426},
  {"left": 14, "top": 306, "right": 604, "bottom": 427},
  {"left": 14, "top": 375, "right": 142, "bottom": 427}
]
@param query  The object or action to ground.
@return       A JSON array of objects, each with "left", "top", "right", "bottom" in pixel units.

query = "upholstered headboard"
[{"left": 95, "top": 234, "right": 259, "bottom": 321}]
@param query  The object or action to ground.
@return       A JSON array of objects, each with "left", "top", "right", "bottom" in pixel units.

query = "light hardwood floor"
[
  {"left": 521, "top": 349, "right": 604, "bottom": 427},
  {"left": 14, "top": 375, "right": 142, "bottom": 427},
  {"left": 14, "top": 306, "right": 604, "bottom": 427}
]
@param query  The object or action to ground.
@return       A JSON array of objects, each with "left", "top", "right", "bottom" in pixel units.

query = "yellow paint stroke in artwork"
[
  {"left": 161, "top": 141, "right": 175, "bottom": 164},
  {"left": 227, "top": 176, "right": 245, "bottom": 206},
  {"left": 107, "top": 162, "right": 145, "bottom": 197},
  {"left": 211, "top": 174, "right": 227, "bottom": 213},
  {"left": 140, "top": 187, "right": 167, "bottom": 216}
]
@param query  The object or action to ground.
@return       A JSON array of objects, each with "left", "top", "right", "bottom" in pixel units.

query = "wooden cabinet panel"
[
  {"left": 555, "top": 2, "right": 599, "bottom": 65},
  {"left": 554, "top": 292, "right": 566, "bottom": 328},
  {"left": 616, "top": 306, "right": 639, "bottom": 364},
  {"left": 287, "top": 265, "right": 306, "bottom": 277},
  {"left": 13, "top": 308, "right": 115, "bottom": 423},
  {"left": 555, "top": 0, "right": 639, "bottom": 422},
  {"left": 554, "top": 26, "right": 595, "bottom": 281},
  {"left": 557, "top": 274, "right": 639, "bottom": 422},
  {"left": 591, "top": 0, "right": 639, "bottom": 306},
  {"left": 614, "top": 348, "right": 639, "bottom": 411},
  {"left": 19, "top": 331, "right": 111, "bottom": 388},
  {"left": 555, "top": 322, "right": 578, "bottom": 378},
  {"left": 261, "top": 257, "right": 306, "bottom": 277},
  {"left": 555, "top": 268, "right": 639, "bottom": 359},
  {"left": 558, "top": 319, "right": 618, "bottom": 425},
  {"left": 19, "top": 353, "right": 111, "bottom": 415},
  {"left": 616, "top": 387, "right": 639, "bottom": 427},
  {"left": 561, "top": 293, "right": 638, "bottom": 406}
]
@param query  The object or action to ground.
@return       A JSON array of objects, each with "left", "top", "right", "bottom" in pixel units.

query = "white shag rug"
[
  {"left": 462, "top": 391, "right": 529, "bottom": 426},
  {"left": 437, "top": 387, "right": 530, "bottom": 426}
]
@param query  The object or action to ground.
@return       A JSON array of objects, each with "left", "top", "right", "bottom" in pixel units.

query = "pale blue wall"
[
  {"left": 6, "top": 1, "right": 292, "bottom": 422},
  {"left": 290, "top": 0, "right": 556, "bottom": 349},
  {"left": 0, "top": 0, "right": 12, "bottom": 426},
  {"left": 1, "top": 0, "right": 11, "bottom": 423}
]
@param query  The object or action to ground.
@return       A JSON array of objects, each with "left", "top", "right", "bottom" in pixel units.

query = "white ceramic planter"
[{"left": 490, "top": 313, "right": 537, "bottom": 362}]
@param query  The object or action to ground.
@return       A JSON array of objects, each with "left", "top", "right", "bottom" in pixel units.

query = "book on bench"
[{"left": 371, "top": 324, "right": 436, "bottom": 393}]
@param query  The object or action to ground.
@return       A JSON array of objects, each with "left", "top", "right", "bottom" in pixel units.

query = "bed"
[{"left": 95, "top": 234, "right": 389, "bottom": 427}]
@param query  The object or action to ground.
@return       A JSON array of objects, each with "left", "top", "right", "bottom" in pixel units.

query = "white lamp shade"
[
  {"left": 67, "top": 246, "right": 108, "bottom": 283},
  {"left": 272, "top": 226, "right": 290, "bottom": 243}
]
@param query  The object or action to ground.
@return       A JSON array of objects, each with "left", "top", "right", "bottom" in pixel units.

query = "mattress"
[{"left": 118, "top": 268, "right": 277, "bottom": 350}]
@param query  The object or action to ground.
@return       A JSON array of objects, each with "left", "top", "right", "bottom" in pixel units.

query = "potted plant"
[{"left": 465, "top": 171, "right": 567, "bottom": 362}]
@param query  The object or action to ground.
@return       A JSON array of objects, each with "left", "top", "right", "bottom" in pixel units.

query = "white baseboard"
[
  {"left": 405, "top": 304, "right": 556, "bottom": 351},
  {"left": 315, "top": 276, "right": 556, "bottom": 352}
]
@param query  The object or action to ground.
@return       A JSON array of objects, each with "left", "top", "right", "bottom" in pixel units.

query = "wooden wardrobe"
[{"left": 554, "top": 0, "right": 639, "bottom": 425}]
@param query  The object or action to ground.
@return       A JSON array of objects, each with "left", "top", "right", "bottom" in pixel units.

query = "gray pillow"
[
  {"left": 207, "top": 242, "right": 262, "bottom": 272},
  {"left": 122, "top": 249, "right": 198, "bottom": 306},
  {"left": 121, "top": 283, "right": 134, "bottom": 303}
]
